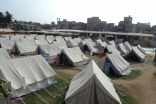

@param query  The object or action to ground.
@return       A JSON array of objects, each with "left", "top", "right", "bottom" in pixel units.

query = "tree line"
[{"left": 0, "top": 11, "right": 13, "bottom": 28}]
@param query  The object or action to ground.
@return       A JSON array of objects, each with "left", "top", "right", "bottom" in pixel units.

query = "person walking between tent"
[{"left": 55, "top": 54, "right": 60, "bottom": 66}]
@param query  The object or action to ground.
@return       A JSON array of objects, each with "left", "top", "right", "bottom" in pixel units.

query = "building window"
[
  {"left": 32, "top": 27, "right": 34, "bottom": 30},
  {"left": 27, "top": 27, "right": 30, "bottom": 29}
]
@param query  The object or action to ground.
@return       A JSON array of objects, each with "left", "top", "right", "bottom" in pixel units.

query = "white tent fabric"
[
  {"left": 137, "top": 45, "right": 147, "bottom": 56},
  {"left": 124, "top": 41, "right": 132, "bottom": 51},
  {"left": 95, "top": 39, "right": 102, "bottom": 44},
  {"left": 24, "top": 35, "right": 35, "bottom": 40},
  {"left": 118, "top": 43, "right": 128, "bottom": 54},
  {"left": 55, "top": 37, "right": 66, "bottom": 42},
  {"left": 108, "top": 40, "right": 116, "bottom": 46},
  {"left": 0, "top": 36, "right": 8, "bottom": 40},
  {"left": 0, "top": 40, "right": 16, "bottom": 53},
  {"left": 66, "top": 39, "right": 79, "bottom": 48},
  {"left": 53, "top": 41, "right": 68, "bottom": 50},
  {"left": 0, "top": 55, "right": 56, "bottom": 98},
  {"left": 84, "top": 38, "right": 92, "bottom": 42},
  {"left": 35, "top": 39, "right": 49, "bottom": 45},
  {"left": 107, "top": 52, "right": 131, "bottom": 75},
  {"left": 65, "top": 60, "right": 121, "bottom": 104},
  {"left": 2, "top": 34, "right": 14, "bottom": 40},
  {"left": 0, "top": 48, "right": 11, "bottom": 60},
  {"left": 39, "top": 44, "right": 61, "bottom": 61},
  {"left": 10, "top": 35, "right": 24, "bottom": 41},
  {"left": 99, "top": 42, "right": 107, "bottom": 48},
  {"left": 106, "top": 45, "right": 120, "bottom": 54},
  {"left": 132, "top": 47, "right": 145, "bottom": 60},
  {"left": 21, "top": 37, "right": 34, "bottom": 42},
  {"left": 46, "top": 36, "right": 55, "bottom": 43},
  {"left": 74, "top": 37, "right": 81, "bottom": 43},
  {"left": 35, "top": 35, "right": 45, "bottom": 40},
  {"left": 64, "top": 37, "right": 72, "bottom": 41},
  {"left": 87, "top": 41, "right": 98, "bottom": 53},
  {"left": 62, "top": 47, "right": 88, "bottom": 66},
  {"left": 16, "top": 41, "right": 38, "bottom": 55}
]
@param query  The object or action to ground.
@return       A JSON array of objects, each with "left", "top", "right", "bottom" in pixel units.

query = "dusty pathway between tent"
[{"left": 112, "top": 54, "right": 156, "bottom": 104}]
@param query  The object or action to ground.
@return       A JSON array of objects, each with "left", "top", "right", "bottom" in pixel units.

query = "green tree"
[
  {"left": 0, "top": 12, "right": 4, "bottom": 27},
  {"left": 0, "top": 81, "right": 10, "bottom": 99},
  {"left": 0, "top": 11, "right": 13, "bottom": 28}
]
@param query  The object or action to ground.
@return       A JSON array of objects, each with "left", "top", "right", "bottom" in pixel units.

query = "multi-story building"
[
  {"left": 87, "top": 17, "right": 101, "bottom": 30},
  {"left": 136, "top": 22, "right": 151, "bottom": 33},
  {"left": 106, "top": 23, "right": 114, "bottom": 31},
  {"left": 58, "top": 19, "right": 70, "bottom": 29}
]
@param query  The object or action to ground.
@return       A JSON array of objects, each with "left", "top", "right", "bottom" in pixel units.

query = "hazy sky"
[{"left": 0, "top": 0, "right": 156, "bottom": 26}]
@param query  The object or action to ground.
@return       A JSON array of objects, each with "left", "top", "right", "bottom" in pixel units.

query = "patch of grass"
[
  {"left": 115, "top": 85, "right": 139, "bottom": 104},
  {"left": 121, "top": 70, "right": 141, "bottom": 80},
  {"left": 14, "top": 76, "right": 69, "bottom": 104}
]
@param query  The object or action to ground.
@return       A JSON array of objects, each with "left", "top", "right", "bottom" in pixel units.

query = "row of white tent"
[
  {"left": 0, "top": 34, "right": 73, "bottom": 43},
  {"left": 0, "top": 47, "right": 122, "bottom": 104}
]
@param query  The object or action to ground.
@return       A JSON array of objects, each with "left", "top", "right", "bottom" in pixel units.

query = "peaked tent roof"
[
  {"left": 39, "top": 44, "right": 61, "bottom": 58},
  {"left": 108, "top": 40, "right": 116, "bottom": 46},
  {"left": 35, "top": 39, "right": 49, "bottom": 45},
  {"left": 107, "top": 52, "right": 131, "bottom": 75},
  {"left": 64, "top": 36, "right": 72, "bottom": 41},
  {"left": 106, "top": 45, "right": 120, "bottom": 54},
  {"left": 87, "top": 41, "right": 99, "bottom": 53},
  {"left": 35, "top": 35, "right": 45, "bottom": 40},
  {"left": 0, "top": 55, "right": 56, "bottom": 98},
  {"left": 0, "top": 40, "right": 15, "bottom": 51},
  {"left": 124, "top": 41, "right": 132, "bottom": 51},
  {"left": 65, "top": 60, "right": 121, "bottom": 104},
  {"left": 53, "top": 41, "right": 68, "bottom": 50},
  {"left": 66, "top": 39, "right": 79, "bottom": 48},
  {"left": 46, "top": 36, "right": 55, "bottom": 43},
  {"left": 132, "top": 47, "right": 145, "bottom": 61},
  {"left": 16, "top": 41, "right": 38, "bottom": 55},
  {"left": 137, "top": 45, "right": 147, "bottom": 56},
  {"left": 62, "top": 47, "right": 88, "bottom": 66},
  {"left": 0, "top": 48, "right": 11, "bottom": 60},
  {"left": 74, "top": 37, "right": 81, "bottom": 43},
  {"left": 118, "top": 43, "right": 129, "bottom": 54},
  {"left": 84, "top": 38, "right": 92, "bottom": 42}
]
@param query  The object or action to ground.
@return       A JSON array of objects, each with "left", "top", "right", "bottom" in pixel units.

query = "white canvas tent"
[
  {"left": 74, "top": 37, "right": 81, "bottom": 43},
  {"left": 123, "top": 41, "right": 132, "bottom": 51},
  {"left": 39, "top": 44, "right": 61, "bottom": 61},
  {"left": 66, "top": 39, "right": 79, "bottom": 48},
  {"left": 16, "top": 41, "right": 38, "bottom": 55},
  {"left": 107, "top": 52, "right": 131, "bottom": 75},
  {"left": 0, "top": 48, "right": 11, "bottom": 60},
  {"left": 62, "top": 47, "right": 88, "bottom": 66},
  {"left": 64, "top": 37, "right": 72, "bottom": 41},
  {"left": 35, "top": 35, "right": 45, "bottom": 40},
  {"left": 0, "top": 40, "right": 16, "bottom": 53},
  {"left": 0, "top": 36, "right": 8, "bottom": 40},
  {"left": 84, "top": 38, "right": 92, "bottom": 42},
  {"left": 118, "top": 43, "right": 129, "bottom": 54},
  {"left": 2, "top": 34, "right": 14, "bottom": 40},
  {"left": 10, "top": 35, "right": 24, "bottom": 41},
  {"left": 95, "top": 39, "right": 102, "bottom": 45},
  {"left": 65, "top": 60, "right": 121, "bottom": 104},
  {"left": 132, "top": 47, "right": 145, "bottom": 61},
  {"left": 53, "top": 41, "right": 68, "bottom": 50},
  {"left": 55, "top": 37, "right": 66, "bottom": 42},
  {"left": 87, "top": 41, "right": 99, "bottom": 53},
  {"left": 0, "top": 55, "right": 56, "bottom": 98},
  {"left": 108, "top": 40, "right": 116, "bottom": 46},
  {"left": 106, "top": 45, "right": 120, "bottom": 54},
  {"left": 35, "top": 39, "right": 49, "bottom": 45},
  {"left": 137, "top": 45, "right": 147, "bottom": 56},
  {"left": 46, "top": 36, "right": 55, "bottom": 43}
]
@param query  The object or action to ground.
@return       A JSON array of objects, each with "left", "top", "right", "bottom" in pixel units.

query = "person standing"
[{"left": 55, "top": 54, "right": 60, "bottom": 66}]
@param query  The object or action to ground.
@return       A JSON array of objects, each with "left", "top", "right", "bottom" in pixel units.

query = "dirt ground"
[
  {"left": 51, "top": 54, "right": 156, "bottom": 104},
  {"left": 112, "top": 54, "right": 156, "bottom": 104}
]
